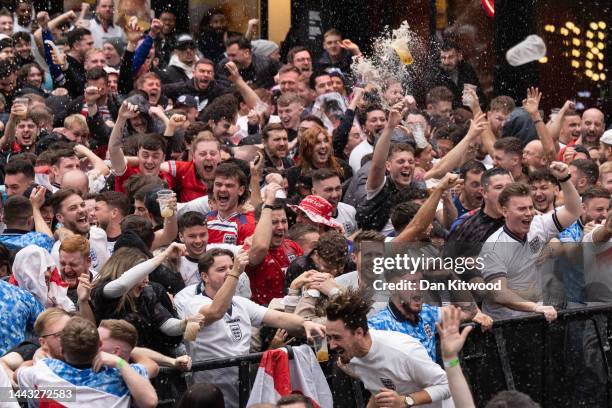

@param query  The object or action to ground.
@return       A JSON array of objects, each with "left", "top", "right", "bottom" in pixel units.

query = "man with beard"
[
  {"left": 262, "top": 123, "right": 293, "bottom": 171},
  {"left": 109, "top": 101, "right": 175, "bottom": 193},
  {"left": 94, "top": 191, "right": 131, "bottom": 254},
  {"left": 369, "top": 269, "right": 478, "bottom": 362},
  {"left": 528, "top": 170, "right": 559, "bottom": 214},
  {"left": 206, "top": 162, "right": 255, "bottom": 246},
  {"left": 13, "top": 1, "right": 33, "bottom": 33},
  {"left": 160, "top": 132, "right": 221, "bottom": 202},
  {"left": 88, "top": 0, "right": 124, "bottom": 48},
  {"left": 277, "top": 93, "right": 304, "bottom": 143},
  {"left": 60, "top": 28, "right": 94, "bottom": 98},
  {"left": 58, "top": 235, "right": 96, "bottom": 306},
  {"left": 154, "top": 10, "right": 178, "bottom": 68},
  {"left": 311, "top": 168, "right": 357, "bottom": 237},
  {"left": 559, "top": 186, "right": 610, "bottom": 243},
  {"left": 522, "top": 140, "right": 549, "bottom": 173},
  {"left": 216, "top": 36, "right": 280, "bottom": 89},
  {"left": 348, "top": 105, "right": 386, "bottom": 173},
  {"left": 428, "top": 40, "right": 485, "bottom": 108},
  {"left": 579, "top": 108, "right": 605, "bottom": 149},
  {"left": 49, "top": 188, "right": 109, "bottom": 273},
  {"left": 247, "top": 184, "right": 303, "bottom": 306},
  {"left": 163, "top": 59, "right": 228, "bottom": 112},
  {"left": 325, "top": 289, "right": 452, "bottom": 408},
  {"left": 453, "top": 160, "right": 485, "bottom": 217},
  {"left": 34, "top": 308, "right": 71, "bottom": 360},
  {"left": 480, "top": 162, "right": 582, "bottom": 321}
]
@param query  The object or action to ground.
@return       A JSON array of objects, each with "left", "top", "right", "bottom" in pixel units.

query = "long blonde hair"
[{"left": 93, "top": 247, "right": 148, "bottom": 312}]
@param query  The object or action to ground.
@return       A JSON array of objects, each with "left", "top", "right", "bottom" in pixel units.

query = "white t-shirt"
[
  {"left": 52, "top": 227, "right": 109, "bottom": 272},
  {"left": 176, "top": 256, "right": 251, "bottom": 302},
  {"left": 347, "top": 330, "right": 452, "bottom": 408},
  {"left": 88, "top": 19, "right": 126, "bottom": 49},
  {"left": 335, "top": 202, "right": 357, "bottom": 237},
  {"left": 479, "top": 213, "right": 563, "bottom": 320},
  {"left": 0, "top": 361, "right": 19, "bottom": 408},
  {"left": 177, "top": 196, "right": 210, "bottom": 217},
  {"left": 186, "top": 294, "right": 268, "bottom": 408},
  {"left": 349, "top": 139, "right": 374, "bottom": 173}
]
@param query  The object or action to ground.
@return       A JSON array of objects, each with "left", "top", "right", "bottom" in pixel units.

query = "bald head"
[
  {"left": 60, "top": 170, "right": 89, "bottom": 195},
  {"left": 581, "top": 108, "right": 605, "bottom": 145},
  {"left": 523, "top": 140, "right": 546, "bottom": 170}
]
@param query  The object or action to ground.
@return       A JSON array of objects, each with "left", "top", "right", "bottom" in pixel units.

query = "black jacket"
[
  {"left": 63, "top": 55, "right": 87, "bottom": 99},
  {"left": 426, "top": 60, "right": 487, "bottom": 108},
  {"left": 215, "top": 54, "right": 280, "bottom": 89},
  {"left": 162, "top": 78, "right": 229, "bottom": 111},
  {"left": 160, "top": 64, "right": 190, "bottom": 85}
]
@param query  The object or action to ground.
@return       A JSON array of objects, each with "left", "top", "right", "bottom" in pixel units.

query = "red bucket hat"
[{"left": 289, "top": 195, "right": 342, "bottom": 229}]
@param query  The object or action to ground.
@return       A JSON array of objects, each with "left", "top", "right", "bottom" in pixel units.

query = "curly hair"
[
  {"left": 326, "top": 288, "right": 373, "bottom": 333},
  {"left": 297, "top": 127, "right": 344, "bottom": 177}
]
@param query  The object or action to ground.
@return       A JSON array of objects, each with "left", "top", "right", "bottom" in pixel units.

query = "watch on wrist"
[
  {"left": 262, "top": 204, "right": 275, "bottom": 210},
  {"left": 557, "top": 174, "right": 571, "bottom": 183},
  {"left": 404, "top": 395, "right": 415, "bottom": 407}
]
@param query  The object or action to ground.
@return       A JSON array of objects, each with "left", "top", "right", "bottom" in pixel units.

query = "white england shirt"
[
  {"left": 479, "top": 212, "right": 564, "bottom": 320},
  {"left": 186, "top": 294, "right": 268, "bottom": 408},
  {"left": 17, "top": 358, "right": 147, "bottom": 408},
  {"left": 335, "top": 202, "right": 357, "bottom": 237},
  {"left": 347, "top": 330, "right": 452, "bottom": 408},
  {"left": 582, "top": 228, "right": 612, "bottom": 303},
  {"left": 52, "top": 227, "right": 109, "bottom": 272}
]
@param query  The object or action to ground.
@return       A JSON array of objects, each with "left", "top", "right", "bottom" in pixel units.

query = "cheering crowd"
[{"left": 0, "top": 1, "right": 610, "bottom": 407}]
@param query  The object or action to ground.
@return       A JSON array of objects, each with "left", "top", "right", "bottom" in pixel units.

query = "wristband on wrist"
[
  {"left": 227, "top": 273, "right": 239, "bottom": 280},
  {"left": 116, "top": 357, "right": 127, "bottom": 370},
  {"left": 557, "top": 174, "right": 571, "bottom": 183},
  {"left": 443, "top": 357, "right": 459, "bottom": 368}
]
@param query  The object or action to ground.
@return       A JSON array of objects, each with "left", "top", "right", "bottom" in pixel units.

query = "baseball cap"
[
  {"left": 176, "top": 34, "right": 196, "bottom": 50},
  {"left": 175, "top": 95, "right": 198, "bottom": 109},
  {"left": 288, "top": 195, "right": 342, "bottom": 229},
  {"left": 601, "top": 129, "right": 612, "bottom": 146}
]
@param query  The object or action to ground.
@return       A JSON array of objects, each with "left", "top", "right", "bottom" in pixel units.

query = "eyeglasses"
[{"left": 41, "top": 330, "right": 63, "bottom": 338}]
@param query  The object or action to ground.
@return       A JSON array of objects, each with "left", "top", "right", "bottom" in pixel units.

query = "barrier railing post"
[{"left": 239, "top": 360, "right": 251, "bottom": 408}]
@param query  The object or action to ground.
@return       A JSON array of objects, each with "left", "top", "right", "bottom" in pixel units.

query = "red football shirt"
[
  {"left": 205, "top": 210, "right": 255, "bottom": 246},
  {"left": 165, "top": 160, "right": 208, "bottom": 202},
  {"left": 114, "top": 164, "right": 176, "bottom": 193},
  {"left": 246, "top": 239, "right": 304, "bottom": 306}
]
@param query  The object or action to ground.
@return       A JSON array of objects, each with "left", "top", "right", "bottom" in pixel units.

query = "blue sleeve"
[
  {"left": 132, "top": 35, "right": 154, "bottom": 75},
  {"left": 41, "top": 30, "right": 66, "bottom": 86},
  {"left": 130, "top": 363, "right": 149, "bottom": 378}
]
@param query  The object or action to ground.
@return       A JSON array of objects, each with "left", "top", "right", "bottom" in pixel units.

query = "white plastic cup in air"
[
  {"left": 156, "top": 189, "right": 174, "bottom": 218},
  {"left": 462, "top": 84, "right": 477, "bottom": 107},
  {"left": 506, "top": 35, "right": 547, "bottom": 66}
]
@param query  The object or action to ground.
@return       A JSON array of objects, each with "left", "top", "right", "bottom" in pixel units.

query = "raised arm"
[
  {"left": 73, "top": 144, "right": 110, "bottom": 177},
  {"left": 0, "top": 102, "right": 27, "bottom": 150},
  {"left": 225, "top": 61, "right": 262, "bottom": 110},
  {"left": 249, "top": 183, "right": 282, "bottom": 266},
  {"left": 103, "top": 244, "right": 185, "bottom": 298},
  {"left": 436, "top": 306, "right": 476, "bottom": 408},
  {"left": 466, "top": 88, "right": 496, "bottom": 158},
  {"left": 393, "top": 173, "right": 459, "bottom": 243},
  {"left": 109, "top": 102, "right": 140, "bottom": 175},
  {"left": 425, "top": 113, "right": 486, "bottom": 180},
  {"left": 198, "top": 250, "right": 249, "bottom": 322},
  {"left": 546, "top": 100, "right": 574, "bottom": 146},
  {"left": 29, "top": 186, "right": 53, "bottom": 238},
  {"left": 523, "top": 87, "right": 555, "bottom": 161},
  {"left": 549, "top": 161, "right": 582, "bottom": 228},
  {"left": 152, "top": 195, "right": 179, "bottom": 250},
  {"left": 366, "top": 102, "right": 404, "bottom": 192}
]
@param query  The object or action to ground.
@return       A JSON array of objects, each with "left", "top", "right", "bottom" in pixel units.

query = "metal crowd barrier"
[{"left": 154, "top": 305, "right": 612, "bottom": 408}]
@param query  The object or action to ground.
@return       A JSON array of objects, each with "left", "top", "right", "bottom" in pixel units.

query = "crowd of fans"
[{"left": 0, "top": 1, "right": 610, "bottom": 407}]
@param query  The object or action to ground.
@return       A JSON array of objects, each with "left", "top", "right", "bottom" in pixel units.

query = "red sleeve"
[
  {"left": 167, "top": 160, "right": 192, "bottom": 177},
  {"left": 237, "top": 213, "right": 256, "bottom": 245}
]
